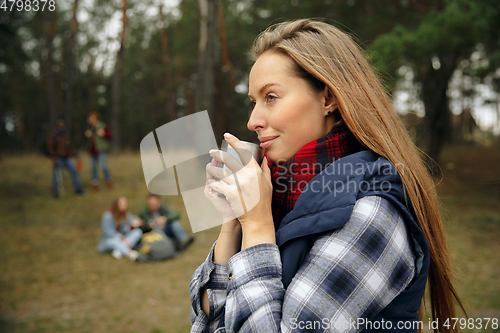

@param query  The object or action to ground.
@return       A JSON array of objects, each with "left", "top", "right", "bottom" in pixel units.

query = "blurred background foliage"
[{"left": 1, "top": 0, "right": 499, "bottom": 166}]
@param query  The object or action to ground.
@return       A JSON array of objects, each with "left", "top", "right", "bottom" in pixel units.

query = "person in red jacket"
[{"left": 85, "top": 112, "right": 113, "bottom": 191}]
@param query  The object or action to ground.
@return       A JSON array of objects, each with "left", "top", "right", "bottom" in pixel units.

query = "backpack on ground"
[{"left": 137, "top": 229, "right": 176, "bottom": 262}]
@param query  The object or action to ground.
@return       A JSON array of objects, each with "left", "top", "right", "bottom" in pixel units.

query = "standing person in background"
[
  {"left": 47, "top": 119, "right": 84, "bottom": 198},
  {"left": 85, "top": 112, "right": 113, "bottom": 191},
  {"left": 138, "top": 194, "right": 195, "bottom": 251},
  {"left": 96, "top": 196, "right": 143, "bottom": 261}
]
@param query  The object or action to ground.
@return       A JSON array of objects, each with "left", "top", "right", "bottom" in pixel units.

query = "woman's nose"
[{"left": 247, "top": 106, "right": 266, "bottom": 132}]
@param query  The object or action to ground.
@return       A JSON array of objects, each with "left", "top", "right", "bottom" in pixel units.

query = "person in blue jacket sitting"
[
  {"left": 96, "top": 196, "right": 143, "bottom": 261},
  {"left": 190, "top": 19, "right": 465, "bottom": 333}
]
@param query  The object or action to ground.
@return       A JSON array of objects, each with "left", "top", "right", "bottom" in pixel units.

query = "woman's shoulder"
[
  {"left": 354, "top": 195, "right": 394, "bottom": 211},
  {"left": 350, "top": 195, "right": 404, "bottom": 229},
  {"left": 311, "top": 195, "right": 414, "bottom": 266},
  {"left": 101, "top": 211, "right": 114, "bottom": 222},
  {"left": 314, "top": 196, "right": 408, "bottom": 249}
]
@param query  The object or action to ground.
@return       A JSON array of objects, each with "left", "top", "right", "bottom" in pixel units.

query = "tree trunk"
[
  {"left": 159, "top": 4, "right": 177, "bottom": 122},
  {"left": 196, "top": 0, "right": 218, "bottom": 124},
  {"left": 87, "top": 56, "right": 96, "bottom": 115},
  {"left": 215, "top": 71, "right": 226, "bottom": 136},
  {"left": 13, "top": 78, "right": 29, "bottom": 147},
  {"left": 64, "top": 0, "right": 79, "bottom": 139},
  {"left": 218, "top": 0, "right": 236, "bottom": 90},
  {"left": 0, "top": 63, "right": 3, "bottom": 140},
  {"left": 43, "top": 9, "right": 57, "bottom": 128},
  {"left": 111, "top": 0, "right": 128, "bottom": 151},
  {"left": 185, "top": 85, "right": 194, "bottom": 116},
  {"left": 216, "top": 0, "right": 238, "bottom": 135},
  {"left": 496, "top": 78, "right": 500, "bottom": 143},
  {"left": 418, "top": 51, "right": 457, "bottom": 175}
]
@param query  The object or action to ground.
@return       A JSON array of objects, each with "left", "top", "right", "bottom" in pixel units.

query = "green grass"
[
  {"left": 0, "top": 144, "right": 499, "bottom": 332},
  {"left": 434, "top": 144, "right": 500, "bottom": 331},
  {"left": 0, "top": 152, "right": 220, "bottom": 333}
]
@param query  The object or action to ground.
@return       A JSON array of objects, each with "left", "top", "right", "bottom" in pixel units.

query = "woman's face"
[
  {"left": 247, "top": 51, "right": 336, "bottom": 163},
  {"left": 117, "top": 197, "right": 128, "bottom": 213}
]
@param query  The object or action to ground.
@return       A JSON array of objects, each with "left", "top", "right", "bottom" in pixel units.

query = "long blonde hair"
[
  {"left": 250, "top": 19, "right": 465, "bottom": 332},
  {"left": 110, "top": 196, "right": 128, "bottom": 227}
]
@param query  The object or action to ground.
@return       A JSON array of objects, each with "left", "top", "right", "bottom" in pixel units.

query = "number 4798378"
[{"left": 1, "top": 0, "right": 56, "bottom": 11}]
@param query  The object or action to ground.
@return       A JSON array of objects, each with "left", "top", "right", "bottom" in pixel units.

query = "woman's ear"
[{"left": 322, "top": 87, "right": 337, "bottom": 115}]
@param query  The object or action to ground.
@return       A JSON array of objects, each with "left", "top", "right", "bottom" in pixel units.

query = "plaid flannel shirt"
[{"left": 190, "top": 196, "right": 416, "bottom": 333}]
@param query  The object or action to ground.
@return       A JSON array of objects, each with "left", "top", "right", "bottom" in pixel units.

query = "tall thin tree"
[
  {"left": 64, "top": 0, "right": 79, "bottom": 138},
  {"left": 216, "top": 0, "right": 236, "bottom": 135},
  {"left": 111, "top": 0, "right": 128, "bottom": 150},
  {"left": 43, "top": 8, "right": 58, "bottom": 128},
  {"left": 195, "top": 0, "right": 218, "bottom": 123},
  {"left": 159, "top": 3, "right": 177, "bottom": 122}
]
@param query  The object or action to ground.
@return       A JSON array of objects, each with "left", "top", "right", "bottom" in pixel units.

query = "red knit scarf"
[{"left": 269, "top": 127, "right": 365, "bottom": 229}]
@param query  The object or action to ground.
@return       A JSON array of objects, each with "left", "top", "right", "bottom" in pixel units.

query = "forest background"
[
  {"left": 0, "top": 0, "right": 499, "bottom": 332},
  {"left": 1, "top": 0, "right": 499, "bottom": 162}
]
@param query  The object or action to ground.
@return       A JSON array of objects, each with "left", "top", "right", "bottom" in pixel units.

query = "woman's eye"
[
  {"left": 250, "top": 100, "right": 256, "bottom": 109},
  {"left": 265, "top": 94, "right": 276, "bottom": 103}
]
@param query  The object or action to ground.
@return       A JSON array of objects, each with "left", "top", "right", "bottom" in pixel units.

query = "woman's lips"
[{"left": 259, "top": 136, "right": 279, "bottom": 149}]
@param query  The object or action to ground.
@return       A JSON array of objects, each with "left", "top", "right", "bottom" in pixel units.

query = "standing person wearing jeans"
[
  {"left": 47, "top": 119, "right": 84, "bottom": 198},
  {"left": 96, "top": 196, "right": 143, "bottom": 261},
  {"left": 85, "top": 112, "right": 113, "bottom": 191}
]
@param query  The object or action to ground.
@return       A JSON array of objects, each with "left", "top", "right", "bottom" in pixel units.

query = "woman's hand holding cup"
[
  {"left": 205, "top": 156, "right": 238, "bottom": 224},
  {"left": 205, "top": 132, "right": 275, "bottom": 249}
]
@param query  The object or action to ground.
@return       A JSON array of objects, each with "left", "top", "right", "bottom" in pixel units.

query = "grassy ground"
[
  {"left": 432, "top": 144, "right": 500, "bottom": 330},
  {"left": 0, "top": 144, "right": 498, "bottom": 333}
]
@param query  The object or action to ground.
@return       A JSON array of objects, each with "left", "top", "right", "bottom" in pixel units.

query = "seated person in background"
[
  {"left": 138, "top": 194, "right": 194, "bottom": 251},
  {"left": 96, "top": 196, "right": 143, "bottom": 261}
]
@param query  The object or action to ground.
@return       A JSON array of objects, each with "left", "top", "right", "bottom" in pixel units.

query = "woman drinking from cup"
[{"left": 190, "top": 19, "right": 465, "bottom": 333}]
